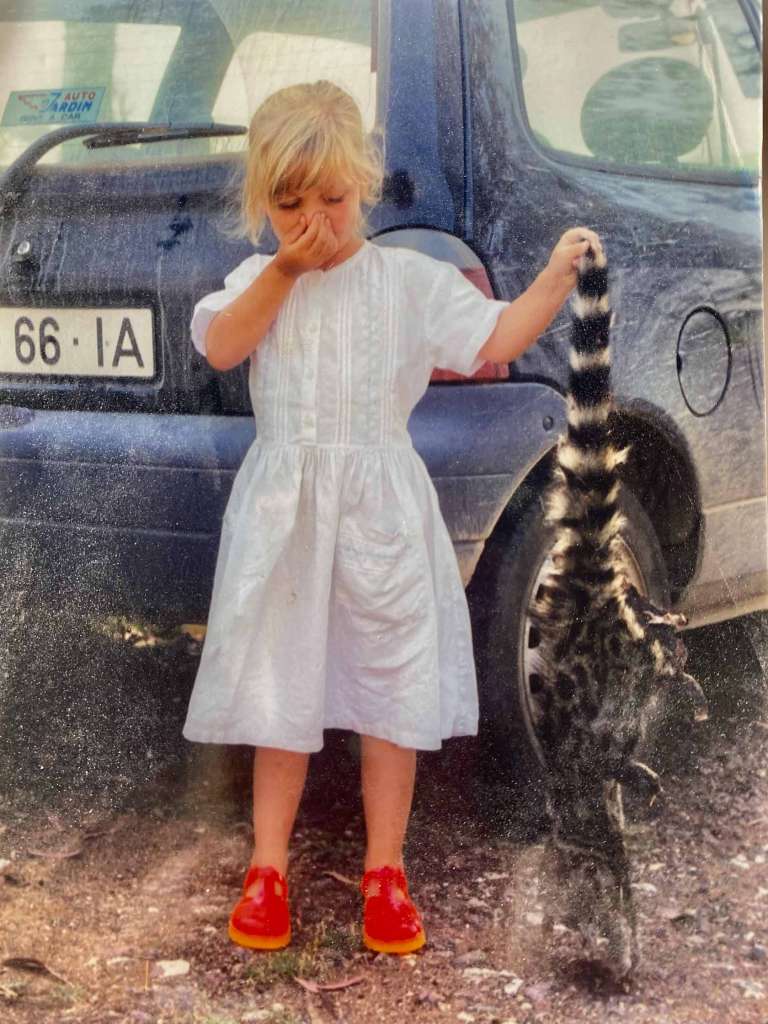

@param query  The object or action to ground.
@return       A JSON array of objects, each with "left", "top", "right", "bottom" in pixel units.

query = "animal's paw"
[
  {"left": 677, "top": 671, "right": 709, "bottom": 721},
  {"left": 644, "top": 608, "right": 687, "bottom": 631},
  {"left": 616, "top": 760, "right": 662, "bottom": 801}
]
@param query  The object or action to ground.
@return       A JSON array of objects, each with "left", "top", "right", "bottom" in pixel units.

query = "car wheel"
[{"left": 470, "top": 484, "right": 669, "bottom": 828}]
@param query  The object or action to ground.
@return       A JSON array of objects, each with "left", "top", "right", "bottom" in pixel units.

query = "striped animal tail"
[{"left": 539, "top": 243, "right": 630, "bottom": 613}]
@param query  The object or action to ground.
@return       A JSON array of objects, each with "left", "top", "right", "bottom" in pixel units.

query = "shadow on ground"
[{"left": 0, "top": 589, "right": 765, "bottom": 834}]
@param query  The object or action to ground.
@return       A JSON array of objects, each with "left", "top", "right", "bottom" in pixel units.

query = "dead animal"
[{"left": 528, "top": 238, "right": 708, "bottom": 982}]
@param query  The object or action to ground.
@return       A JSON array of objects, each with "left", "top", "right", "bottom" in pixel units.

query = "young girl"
[{"left": 183, "top": 80, "right": 601, "bottom": 955}]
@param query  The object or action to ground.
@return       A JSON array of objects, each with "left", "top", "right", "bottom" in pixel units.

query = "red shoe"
[
  {"left": 228, "top": 865, "right": 291, "bottom": 950},
  {"left": 361, "top": 865, "right": 426, "bottom": 954}
]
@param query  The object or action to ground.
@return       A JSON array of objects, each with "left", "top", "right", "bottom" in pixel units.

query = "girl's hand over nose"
[{"left": 275, "top": 214, "right": 339, "bottom": 279}]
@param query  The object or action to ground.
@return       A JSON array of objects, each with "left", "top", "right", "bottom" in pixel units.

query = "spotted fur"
[{"left": 529, "top": 242, "right": 708, "bottom": 982}]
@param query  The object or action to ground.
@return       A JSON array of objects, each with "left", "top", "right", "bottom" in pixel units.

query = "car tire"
[{"left": 469, "top": 483, "right": 669, "bottom": 832}]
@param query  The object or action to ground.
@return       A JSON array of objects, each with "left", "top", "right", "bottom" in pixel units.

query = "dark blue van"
[{"left": 0, "top": 0, "right": 763, "bottom": 780}]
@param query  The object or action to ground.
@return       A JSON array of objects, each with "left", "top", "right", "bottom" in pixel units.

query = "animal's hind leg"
[{"left": 604, "top": 781, "right": 640, "bottom": 977}]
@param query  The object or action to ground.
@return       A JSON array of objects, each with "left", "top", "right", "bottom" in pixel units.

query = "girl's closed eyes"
[{"left": 277, "top": 195, "right": 345, "bottom": 210}]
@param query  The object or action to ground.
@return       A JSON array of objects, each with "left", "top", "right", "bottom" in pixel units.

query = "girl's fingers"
[
  {"left": 323, "top": 223, "right": 339, "bottom": 256},
  {"left": 569, "top": 238, "right": 603, "bottom": 269},
  {"left": 565, "top": 225, "right": 596, "bottom": 242},
  {"left": 313, "top": 219, "right": 337, "bottom": 258},
  {"left": 563, "top": 240, "right": 590, "bottom": 258},
  {"left": 307, "top": 226, "right": 325, "bottom": 257},
  {"left": 563, "top": 227, "right": 602, "bottom": 254},
  {"left": 285, "top": 216, "right": 307, "bottom": 244},
  {"left": 302, "top": 215, "right": 322, "bottom": 246}
]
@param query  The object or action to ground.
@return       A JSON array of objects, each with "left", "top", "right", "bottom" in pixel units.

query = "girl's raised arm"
[
  {"left": 205, "top": 260, "right": 298, "bottom": 371},
  {"left": 205, "top": 214, "right": 337, "bottom": 370},
  {"left": 478, "top": 228, "right": 602, "bottom": 366}
]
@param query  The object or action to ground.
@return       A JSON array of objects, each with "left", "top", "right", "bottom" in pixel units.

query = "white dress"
[{"left": 182, "top": 241, "right": 508, "bottom": 752}]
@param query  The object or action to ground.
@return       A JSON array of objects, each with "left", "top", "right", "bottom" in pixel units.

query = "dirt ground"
[{"left": 0, "top": 609, "right": 767, "bottom": 1024}]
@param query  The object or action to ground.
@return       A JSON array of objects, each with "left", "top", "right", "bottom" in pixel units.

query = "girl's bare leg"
[
  {"left": 360, "top": 735, "right": 417, "bottom": 872},
  {"left": 249, "top": 746, "right": 309, "bottom": 889}
]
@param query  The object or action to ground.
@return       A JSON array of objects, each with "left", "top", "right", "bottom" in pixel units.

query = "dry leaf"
[
  {"left": 2, "top": 957, "right": 71, "bottom": 986},
  {"left": 3, "top": 957, "right": 49, "bottom": 973},
  {"left": 81, "top": 822, "right": 118, "bottom": 841},
  {"left": 322, "top": 870, "right": 357, "bottom": 888},
  {"left": 663, "top": 907, "right": 697, "bottom": 925},
  {"left": 27, "top": 846, "right": 82, "bottom": 860},
  {"left": 296, "top": 978, "right": 322, "bottom": 994},
  {"left": 296, "top": 974, "right": 365, "bottom": 993},
  {"left": 318, "top": 974, "right": 365, "bottom": 991}
]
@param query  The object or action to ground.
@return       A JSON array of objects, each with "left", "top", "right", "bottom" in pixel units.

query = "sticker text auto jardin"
[{"left": 2, "top": 88, "right": 106, "bottom": 127}]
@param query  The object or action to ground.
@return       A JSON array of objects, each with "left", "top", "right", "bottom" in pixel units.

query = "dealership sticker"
[{"left": 2, "top": 88, "right": 105, "bottom": 127}]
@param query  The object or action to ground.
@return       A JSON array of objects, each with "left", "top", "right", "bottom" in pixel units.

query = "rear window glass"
[
  {"left": 0, "top": 0, "right": 375, "bottom": 169},
  {"left": 511, "top": 0, "right": 760, "bottom": 177},
  {"left": 213, "top": 31, "right": 376, "bottom": 137}
]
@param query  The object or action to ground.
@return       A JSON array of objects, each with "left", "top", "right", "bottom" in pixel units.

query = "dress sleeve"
[
  {"left": 423, "top": 258, "right": 509, "bottom": 376},
  {"left": 190, "top": 253, "right": 271, "bottom": 356}
]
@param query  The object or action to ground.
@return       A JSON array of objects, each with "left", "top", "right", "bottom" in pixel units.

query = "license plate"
[{"left": 0, "top": 307, "right": 154, "bottom": 379}]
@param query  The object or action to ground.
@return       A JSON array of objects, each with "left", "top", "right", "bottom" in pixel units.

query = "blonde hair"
[{"left": 235, "top": 81, "right": 383, "bottom": 243}]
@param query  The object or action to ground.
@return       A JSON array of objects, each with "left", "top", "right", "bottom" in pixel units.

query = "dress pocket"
[
  {"left": 333, "top": 518, "right": 430, "bottom": 659},
  {"left": 336, "top": 519, "right": 416, "bottom": 575}
]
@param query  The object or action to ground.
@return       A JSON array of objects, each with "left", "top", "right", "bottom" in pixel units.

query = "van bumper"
[{"left": 0, "top": 384, "right": 567, "bottom": 620}]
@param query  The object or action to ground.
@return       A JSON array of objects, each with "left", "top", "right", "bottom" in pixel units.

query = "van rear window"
[{"left": 0, "top": 0, "right": 375, "bottom": 169}]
